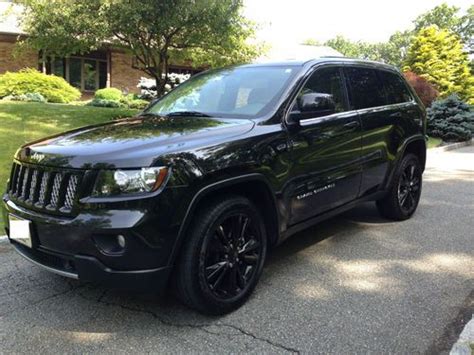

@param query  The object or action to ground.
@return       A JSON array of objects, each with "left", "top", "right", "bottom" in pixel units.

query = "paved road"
[{"left": 1, "top": 146, "right": 473, "bottom": 354}]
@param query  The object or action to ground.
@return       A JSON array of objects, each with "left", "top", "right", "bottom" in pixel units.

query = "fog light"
[
  {"left": 117, "top": 234, "right": 126, "bottom": 248},
  {"left": 92, "top": 234, "right": 126, "bottom": 255}
]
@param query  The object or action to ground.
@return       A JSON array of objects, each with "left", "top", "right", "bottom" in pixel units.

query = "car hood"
[{"left": 16, "top": 115, "right": 255, "bottom": 169}]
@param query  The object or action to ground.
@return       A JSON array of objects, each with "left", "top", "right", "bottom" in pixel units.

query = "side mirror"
[{"left": 298, "top": 92, "right": 336, "bottom": 112}]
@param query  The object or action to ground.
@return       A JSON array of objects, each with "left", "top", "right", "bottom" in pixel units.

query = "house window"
[{"left": 41, "top": 53, "right": 108, "bottom": 92}]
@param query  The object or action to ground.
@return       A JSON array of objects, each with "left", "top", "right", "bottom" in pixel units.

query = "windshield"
[{"left": 145, "top": 66, "right": 300, "bottom": 119}]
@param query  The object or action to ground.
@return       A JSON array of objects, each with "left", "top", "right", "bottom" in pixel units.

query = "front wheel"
[
  {"left": 376, "top": 153, "right": 423, "bottom": 220},
  {"left": 174, "top": 195, "right": 267, "bottom": 315}
]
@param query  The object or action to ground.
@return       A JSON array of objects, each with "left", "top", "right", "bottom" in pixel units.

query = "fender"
[
  {"left": 383, "top": 134, "right": 427, "bottom": 191},
  {"left": 167, "top": 173, "right": 280, "bottom": 266}
]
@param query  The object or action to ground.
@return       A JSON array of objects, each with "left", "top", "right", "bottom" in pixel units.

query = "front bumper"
[
  {"left": 13, "top": 242, "right": 171, "bottom": 291},
  {"left": 2, "top": 196, "right": 178, "bottom": 291}
]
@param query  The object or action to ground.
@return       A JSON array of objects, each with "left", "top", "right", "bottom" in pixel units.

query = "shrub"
[
  {"left": 137, "top": 72, "right": 190, "bottom": 99},
  {"left": 121, "top": 94, "right": 149, "bottom": 109},
  {"left": 0, "top": 68, "right": 81, "bottom": 103},
  {"left": 87, "top": 99, "right": 124, "bottom": 108},
  {"left": 94, "top": 88, "right": 123, "bottom": 102},
  {"left": 2, "top": 92, "right": 47, "bottom": 103},
  {"left": 427, "top": 94, "right": 474, "bottom": 142},
  {"left": 403, "top": 71, "right": 439, "bottom": 107}
]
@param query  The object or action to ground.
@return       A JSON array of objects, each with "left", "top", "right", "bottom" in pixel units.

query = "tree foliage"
[
  {"left": 404, "top": 26, "right": 473, "bottom": 102},
  {"left": 403, "top": 71, "right": 439, "bottom": 107},
  {"left": 427, "top": 94, "right": 474, "bottom": 142},
  {"left": 321, "top": 3, "right": 473, "bottom": 66},
  {"left": 414, "top": 3, "right": 473, "bottom": 52},
  {"left": 17, "top": 0, "right": 261, "bottom": 96}
]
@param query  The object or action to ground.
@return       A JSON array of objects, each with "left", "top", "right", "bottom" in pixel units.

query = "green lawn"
[
  {"left": 427, "top": 136, "right": 442, "bottom": 149},
  {"left": 0, "top": 102, "right": 139, "bottom": 232}
]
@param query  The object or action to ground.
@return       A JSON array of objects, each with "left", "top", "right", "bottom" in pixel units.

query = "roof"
[{"left": 0, "top": 1, "right": 24, "bottom": 35}]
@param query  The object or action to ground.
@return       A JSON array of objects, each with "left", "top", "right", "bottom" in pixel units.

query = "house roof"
[
  {"left": 256, "top": 44, "right": 343, "bottom": 62},
  {"left": 0, "top": 1, "right": 25, "bottom": 35}
]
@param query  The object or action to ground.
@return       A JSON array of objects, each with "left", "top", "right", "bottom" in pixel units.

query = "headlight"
[{"left": 92, "top": 167, "right": 170, "bottom": 197}]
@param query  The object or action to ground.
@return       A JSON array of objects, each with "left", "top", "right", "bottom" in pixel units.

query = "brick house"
[{"left": 0, "top": 1, "right": 199, "bottom": 96}]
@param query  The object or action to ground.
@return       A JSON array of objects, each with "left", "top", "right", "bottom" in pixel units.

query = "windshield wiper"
[{"left": 165, "top": 111, "right": 212, "bottom": 117}]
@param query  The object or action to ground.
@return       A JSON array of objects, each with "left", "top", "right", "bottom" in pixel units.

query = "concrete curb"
[
  {"left": 0, "top": 235, "right": 8, "bottom": 242},
  {"left": 450, "top": 315, "right": 474, "bottom": 355},
  {"left": 430, "top": 139, "right": 473, "bottom": 153}
]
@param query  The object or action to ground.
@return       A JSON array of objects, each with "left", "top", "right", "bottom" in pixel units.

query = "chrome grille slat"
[
  {"left": 8, "top": 162, "right": 82, "bottom": 215},
  {"left": 20, "top": 167, "right": 30, "bottom": 200},
  {"left": 49, "top": 173, "right": 63, "bottom": 208},
  {"left": 15, "top": 165, "right": 24, "bottom": 196},
  {"left": 64, "top": 175, "right": 79, "bottom": 211},
  {"left": 28, "top": 170, "right": 39, "bottom": 203},
  {"left": 37, "top": 171, "right": 50, "bottom": 206}
]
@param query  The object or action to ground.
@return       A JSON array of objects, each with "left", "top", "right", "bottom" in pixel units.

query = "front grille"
[{"left": 8, "top": 162, "right": 83, "bottom": 214}]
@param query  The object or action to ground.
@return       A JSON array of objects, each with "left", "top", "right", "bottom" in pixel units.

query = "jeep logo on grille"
[{"left": 31, "top": 152, "right": 46, "bottom": 163}]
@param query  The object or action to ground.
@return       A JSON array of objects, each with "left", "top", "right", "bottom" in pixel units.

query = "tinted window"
[
  {"left": 378, "top": 70, "right": 413, "bottom": 104},
  {"left": 295, "top": 66, "right": 346, "bottom": 115},
  {"left": 345, "top": 67, "right": 386, "bottom": 109}
]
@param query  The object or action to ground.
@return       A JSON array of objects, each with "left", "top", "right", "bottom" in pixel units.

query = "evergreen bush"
[{"left": 427, "top": 94, "right": 474, "bottom": 142}]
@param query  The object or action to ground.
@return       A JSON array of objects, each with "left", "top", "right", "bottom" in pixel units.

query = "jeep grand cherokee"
[{"left": 2, "top": 58, "right": 426, "bottom": 314}]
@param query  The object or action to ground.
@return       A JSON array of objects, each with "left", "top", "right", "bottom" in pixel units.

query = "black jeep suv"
[{"left": 2, "top": 58, "right": 426, "bottom": 314}]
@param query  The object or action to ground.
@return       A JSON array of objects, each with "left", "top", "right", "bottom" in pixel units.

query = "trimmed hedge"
[
  {"left": 0, "top": 69, "right": 81, "bottom": 103},
  {"left": 427, "top": 94, "right": 474, "bottom": 142},
  {"left": 94, "top": 88, "right": 123, "bottom": 102},
  {"left": 89, "top": 90, "right": 149, "bottom": 110},
  {"left": 87, "top": 98, "right": 123, "bottom": 108}
]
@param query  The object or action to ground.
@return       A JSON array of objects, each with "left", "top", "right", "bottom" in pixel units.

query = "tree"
[
  {"left": 404, "top": 26, "right": 473, "bottom": 102},
  {"left": 301, "top": 38, "right": 321, "bottom": 46},
  {"left": 17, "top": 0, "right": 261, "bottom": 96},
  {"left": 323, "top": 36, "right": 401, "bottom": 66},
  {"left": 384, "top": 31, "right": 412, "bottom": 68},
  {"left": 414, "top": 3, "right": 474, "bottom": 52}
]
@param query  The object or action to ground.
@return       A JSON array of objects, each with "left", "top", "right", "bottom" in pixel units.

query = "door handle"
[
  {"left": 343, "top": 121, "right": 360, "bottom": 129},
  {"left": 390, "top": 112, "right": 403, "bottom": 118}
]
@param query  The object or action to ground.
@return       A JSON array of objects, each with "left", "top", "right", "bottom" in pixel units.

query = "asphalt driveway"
[{"left": 1, "top": 146, "right": 473, "bottom": 354}]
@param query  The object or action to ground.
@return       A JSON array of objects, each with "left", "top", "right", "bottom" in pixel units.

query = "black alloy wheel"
[
  {"left": 175, "top": 196, "right": 267, "bottom": 315},
  {"left": 397, "top": 162, "right": 421, "bottom": 214},
  {"left": 201, "top": 213, "right": 263, "bottom": 300},
  {"left": 376, "top": 153, "right": 423, "bottom": 220}
]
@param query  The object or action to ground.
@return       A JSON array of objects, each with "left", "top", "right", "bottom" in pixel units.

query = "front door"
[{"left": 287, "top": 66, "right": 362, "bottom": 225}]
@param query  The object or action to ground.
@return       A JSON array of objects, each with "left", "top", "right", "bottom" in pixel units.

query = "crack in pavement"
[
  {"left": 0, "top": 281, "right": 87, "bottom": 318},
  {"left": 87, "top": 290, "right": 299, "bottom": 353}
]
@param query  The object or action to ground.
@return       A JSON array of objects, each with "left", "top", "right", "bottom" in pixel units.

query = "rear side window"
[
  {"left": 345, "top": 67, "right": 386, "bottom": 109},
  {"left": 378, "top": 70, "right": 413, "bottom": 104}
]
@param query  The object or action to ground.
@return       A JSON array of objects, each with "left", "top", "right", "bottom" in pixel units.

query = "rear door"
[
  {"left": 287, "top": 65, "right": 362, "bottom": 225},
  {"left": 344, "top": 66, "right": 416, "bottom": 196}
]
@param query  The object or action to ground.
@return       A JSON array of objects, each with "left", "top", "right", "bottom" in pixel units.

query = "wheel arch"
[
  {"left": 168, "top": 174, "right": 280, "bottom": 266},
  {"left": 384, "top": 135, "right": 427, "bottom": 190}
]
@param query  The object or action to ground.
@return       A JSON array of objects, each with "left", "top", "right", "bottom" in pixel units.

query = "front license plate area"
[{"left": 9, "top": 214, "right": 32, "bottom": 248}]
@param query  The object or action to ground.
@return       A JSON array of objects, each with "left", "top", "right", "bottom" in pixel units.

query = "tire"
[
  {"left": 376, "top": 153, "right": 423, "bottom": 221},
  {"left": 174, "top": 195, "right": 267, "bottom": 315}
]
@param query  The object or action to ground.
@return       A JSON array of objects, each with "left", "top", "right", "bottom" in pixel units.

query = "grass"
[
  {"left": 427, "top": 136, "right": 443, "bottom": 149},
  {"left": 0, "top": 101, "right": 139, "bottom": 231}
]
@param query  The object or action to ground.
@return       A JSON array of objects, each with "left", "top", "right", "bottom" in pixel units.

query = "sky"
[{"left": 243, "top": 0, "right": 472, "bottom": 45}]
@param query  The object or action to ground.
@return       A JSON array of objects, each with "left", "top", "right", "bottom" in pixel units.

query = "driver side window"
[{"left": 293, "top": 66, "right": 346, "bottom": 119}]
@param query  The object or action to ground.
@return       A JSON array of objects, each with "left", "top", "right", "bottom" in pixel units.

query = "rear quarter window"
[
  {"left": 378, "top": 70, "right": 413, "bottom": 104},
  {"left": 344, "top": 67, "right": 386, "bottom": 110}
]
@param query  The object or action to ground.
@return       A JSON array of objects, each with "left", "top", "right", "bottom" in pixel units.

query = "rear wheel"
[
  {"left": 377, "top": 153, "right": 422, "bottom": 220},
  {"left": 175, "top": 196, "right": 267, "bottom": 315}
]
